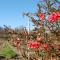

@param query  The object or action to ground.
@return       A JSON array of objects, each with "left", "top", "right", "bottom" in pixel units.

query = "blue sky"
[{"left": 0, "top": 0, "right": 39, "bottom": 30}]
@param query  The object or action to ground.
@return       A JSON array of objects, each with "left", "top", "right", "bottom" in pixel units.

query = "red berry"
[
  {"left": 27, "top": 41, "right": 40, "bottom": 49},
  {"left": 48, "top": 12, "right": 59, "bottom": 22},
  {"left": 43, "top": 43, "right": 49, "bottom": 49},
  {"left": 39, "top": 13, "right": 45, "bottom": 20}
]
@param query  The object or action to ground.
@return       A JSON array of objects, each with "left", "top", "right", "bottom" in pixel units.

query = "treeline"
[{"left": 0, "top": 25, "right": 28, "bottom": 40}]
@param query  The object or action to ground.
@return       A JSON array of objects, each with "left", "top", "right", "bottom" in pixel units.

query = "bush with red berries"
[{"left": 24, "top": 0, "right": 60, "bottom": 60}]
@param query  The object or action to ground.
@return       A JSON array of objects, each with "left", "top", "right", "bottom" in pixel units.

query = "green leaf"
[{"left": 0, "top": 42, "right": 17, "bottom": 58}]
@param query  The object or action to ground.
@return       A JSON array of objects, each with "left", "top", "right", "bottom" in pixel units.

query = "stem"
[
  {"left": 46, "top": 0, "right": 51, "bottom": 13},
  {"left": 56, "top": 22, "right": 59, "bottom": 29},
  {"left": 42, "top": 56, "right": 44, "bottom": 60}
]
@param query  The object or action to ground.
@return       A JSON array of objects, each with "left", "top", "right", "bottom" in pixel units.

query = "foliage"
[
  {"left": 0, "top": 0, "right": 60, "bottom": 60},
  {"left": 24, "top": 0, "right": 60, "bottom": 60},
  {"left": 0, "top": 42, "right": 17, "bottom": 58}
]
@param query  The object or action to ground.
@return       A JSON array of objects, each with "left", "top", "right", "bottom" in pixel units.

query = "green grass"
[{"left": 0, "top": 42, "right": 17, "bottom": 58}]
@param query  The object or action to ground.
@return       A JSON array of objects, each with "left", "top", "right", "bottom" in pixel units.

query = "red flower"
[
  {"left": 48, "top": 15, "right": 55, "bottom": 22},
  {"left": 57, "top": 12, "right": 60, "bottom": 19},
  {"left": 36, "top": 36, "right": 44, "bottom": 42},
  {"left": 39, "top": 13, "right": 45, "bottom": 20},
  {"left": 12, "top": 38, "right": 21, "bottom": 47},
  {"left": 52, "top": 12, "right": 58, "bottom": 20},
  {"left": 43, "top": 43, "right": 49, "bottom": 49},
  {"left": 48, "top": 12, "right": 60, "bottom": 22},
  {"left": 27, "top": 41, "right": 40, "bottom": 49}
]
